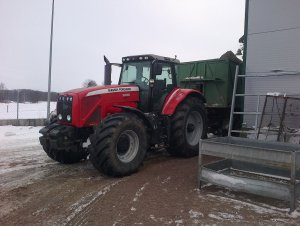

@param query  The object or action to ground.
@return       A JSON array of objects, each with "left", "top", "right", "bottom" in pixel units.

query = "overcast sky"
[{"left": 0, "top": 0, "right": 245, "bottom": 92}]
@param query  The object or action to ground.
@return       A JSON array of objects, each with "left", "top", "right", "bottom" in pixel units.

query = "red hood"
[
  {"left": 58, "top": 84, "right": 140, "bottom": 127},
  {"left": 60, "top": 84, "right": 138, "bottom": 97}
]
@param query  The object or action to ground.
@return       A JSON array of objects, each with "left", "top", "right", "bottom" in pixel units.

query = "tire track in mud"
[
  {"left": 63, "top": 156, "right": 170, "bottom": 225},
  {"left": 65, "top": 179, "right": 125, "bottom": 226},
  {"left": 0, "top": 159, "right": 104, "bottom": 225}
]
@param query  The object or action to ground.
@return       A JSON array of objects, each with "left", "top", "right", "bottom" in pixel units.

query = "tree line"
[
  {"left": 0, "top": 89, "right": 58, "bottom": 103},
  {"left": 0, "top": 79, "right": 98, "bottom": 103}
]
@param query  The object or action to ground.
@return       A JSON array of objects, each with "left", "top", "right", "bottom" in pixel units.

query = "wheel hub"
[
  {"left": 116, "top": 130, "right": 139, "bottom": 163},
  {"left": 117, "top": 135, "right": 130, "bottom": 155},
  {"left": 185, "top": 111, "right": 203, "bottom": 146},
  {"left": 187, "top": 123, "right": 195, "bottom": 132}
]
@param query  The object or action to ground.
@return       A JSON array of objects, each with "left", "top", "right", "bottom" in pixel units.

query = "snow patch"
[
  {"left": 210, "top": 173, "right": 247, "bottom": 185},
  {"left": 209, "top": 212, "right": 243, "bottom": 221},
  {"left": 149, "top": 214, "right": 172, "bottom": 224},
  {"left": 189, "top": 210, "right": 203, "bottom": 218},
  {"left": 0, "top": 161, "right": 56, "bottom": 175},
  {"left": 65, "top": 180, "right": 124, "bottom": 224},
  {"left": 0, "top": 126, "right": 42, "bottom": 150},
  {"left": 149, "top": 214, "right": 158, "bottom": 222},
  {"left": 32, "top": 207, "right": 49, "bottom": 216},
  {"left": 174, "top": 219, "right": 183, "bottom": 225},
  {"left": 0, "top": 167, "right": 52, "bottom": 190},
  {"left": 208, "top": 213, "right": 223, "bottom": 220},
  {"left": 0, "top": 126, "right": 56, "bottom": 189},
  {"left": 133, "top": 182, "right": 149, "bottom": 202},
  {"left": 289, "top": 209, "right": 300, "bottom": 218},
  {"left": 4, "top": 131, "right": 16, "bottom": 136},
  {"left": 207, "top": 194, "right": 280, "bottom": 215},
  {"left": 161, "top": 176, "right": 171, "bottom": 184}
]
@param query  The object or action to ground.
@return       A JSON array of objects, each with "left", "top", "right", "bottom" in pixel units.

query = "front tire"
[
  {"left": 88, "top": 113, "right": 148, "bottom": 177},
  {"left": 39, "top": 125, "right": 88, "bottom": 164},
  {"left": 168, "top": 97, "right": 207, "bottom": 157},
  {"left": 40, "top": 140, "right": 88, "bottom": 164}
]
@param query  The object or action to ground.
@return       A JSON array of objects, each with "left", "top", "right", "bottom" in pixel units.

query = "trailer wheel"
[
  {"left": 88, "top": 113, "right": 148, "bottom": 177},
  {"left": 168, "top": 97, "right": 207, "bottom": 157}
]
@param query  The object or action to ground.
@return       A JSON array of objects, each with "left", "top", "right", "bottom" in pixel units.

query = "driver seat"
[{"left": 152, "top": 79, "right": 167, "bottom": 112}]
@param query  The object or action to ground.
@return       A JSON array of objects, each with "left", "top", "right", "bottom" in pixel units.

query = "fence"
[
  {"left": 0, "top": 101, "right": 56, "bottom": 126},
  {"left": 0, "top": 118, "right": 47, "bottom": 126}
]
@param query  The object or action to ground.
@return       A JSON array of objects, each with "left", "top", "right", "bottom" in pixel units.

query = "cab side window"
[
  {"left": 155, "top": 63, "right": 175, "bottom": 92},
  {"left": 120, "top": 65, "right": 137, "bottom": 84}
]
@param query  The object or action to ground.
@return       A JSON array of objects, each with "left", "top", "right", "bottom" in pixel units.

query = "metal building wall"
[{"left": 244, "top": 0, "right": 300, "bottom": 126}]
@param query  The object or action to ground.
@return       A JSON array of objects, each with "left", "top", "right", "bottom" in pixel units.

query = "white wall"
[{"left": 244, "top": 0, "right": 300, "bottom": 126}]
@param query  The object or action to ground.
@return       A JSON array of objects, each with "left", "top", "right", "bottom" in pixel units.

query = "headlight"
[
  {"left": 58, "top": 114, "right": 62, "bottom": 120},
  {"left": 67, "top": 115, "right": 71, "bottom": 121}
]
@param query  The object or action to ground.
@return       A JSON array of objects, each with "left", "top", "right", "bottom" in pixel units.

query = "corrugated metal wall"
[{"left": 244, "top": 0, "right": 300, "bottom": 126}]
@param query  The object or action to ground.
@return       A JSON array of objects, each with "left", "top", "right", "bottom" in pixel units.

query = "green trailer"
[{"left": 177, "top": 59, "right": 244, "bottom": 135}]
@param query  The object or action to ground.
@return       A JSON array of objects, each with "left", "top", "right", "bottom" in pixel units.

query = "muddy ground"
[{"left": 0, "top": 143, "right": 299, "bottom": 225}]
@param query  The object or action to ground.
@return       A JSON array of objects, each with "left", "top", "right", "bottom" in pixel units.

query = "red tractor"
[{"left": 39, "top": 54, "right": 207, "bottom": 176}]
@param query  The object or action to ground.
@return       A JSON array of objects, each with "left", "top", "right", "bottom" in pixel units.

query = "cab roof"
[{"left": 122, "top": 54, "right": 180, "bottom": 63}]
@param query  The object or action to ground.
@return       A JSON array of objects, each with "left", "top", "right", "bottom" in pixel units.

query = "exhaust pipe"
[{"left": 104, "top": 55, "right": 112, "bottom": 85}]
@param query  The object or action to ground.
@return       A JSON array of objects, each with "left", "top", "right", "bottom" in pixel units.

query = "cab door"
[
  {"left": 151, "top": 62, "right": 176, "bottom": 113},
  {"left": 119, "top": 61, "right": 151, "bottom": 112}
]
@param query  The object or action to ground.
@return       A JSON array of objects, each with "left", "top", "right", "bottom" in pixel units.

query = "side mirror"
[
  {"left": 153, "top": 63, "right": 162, "bottom": 75},
  {"left": 149, "top": 79, "right": 155, "bottom": 88}
]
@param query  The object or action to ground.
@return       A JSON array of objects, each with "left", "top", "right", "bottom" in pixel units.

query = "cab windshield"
[{"left": 119, "top": 61, "right": 151, "bottom": 86}]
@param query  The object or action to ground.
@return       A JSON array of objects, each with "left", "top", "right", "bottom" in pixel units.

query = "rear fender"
[{"left": 161, "top": 88, "right": 206, "bottom": 116}]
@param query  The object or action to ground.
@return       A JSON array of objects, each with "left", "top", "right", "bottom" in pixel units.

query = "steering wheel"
[{"left": 141, "top": 76, "right": 149, "bottom": 84}]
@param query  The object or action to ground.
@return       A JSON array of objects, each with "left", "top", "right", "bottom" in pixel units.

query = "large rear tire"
[
  {"left": 168, "top": 97, "right": 207, "bottom": 157},
  {"left": 88, "top": 113, "right": 148, "bottom": 177}
]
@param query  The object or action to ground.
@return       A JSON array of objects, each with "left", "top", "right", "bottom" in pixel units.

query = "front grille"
[{"left": 57, "top": 95, "right": 73, "bottom": 123}]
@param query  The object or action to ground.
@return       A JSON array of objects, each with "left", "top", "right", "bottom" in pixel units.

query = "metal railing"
[{"left": 228, "top": 66, "right": 300, "bottom": 139}]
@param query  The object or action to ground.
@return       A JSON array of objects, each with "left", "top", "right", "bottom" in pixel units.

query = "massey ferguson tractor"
[{"left": 40, "top": 54, "right": 208, "bottom": 177}]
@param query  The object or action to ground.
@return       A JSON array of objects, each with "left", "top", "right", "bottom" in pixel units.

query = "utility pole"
[
  {"left": 17, "top": 90, "right": 20, "bottom": 123},
  {"left": 47, "top": 0, "right": 55, "bottom": 118}
]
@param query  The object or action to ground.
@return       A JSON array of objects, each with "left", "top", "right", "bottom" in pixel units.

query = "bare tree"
[
  {"left": 0, "top": 82, "right": 6, "bottom": 90},
  {"left": 82, "top": 79, "right": 97, "bottom": 88},
  {"left": 236, "top": 35, "right": 244, "bottom": 57}
]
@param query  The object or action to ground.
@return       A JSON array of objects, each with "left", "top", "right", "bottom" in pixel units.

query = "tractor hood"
[
  {"left": 60, "top": 85, "right": 139, "bottom": 98},
  {"left": 57, "top": 84, "right": 140, "bottom": 127}
]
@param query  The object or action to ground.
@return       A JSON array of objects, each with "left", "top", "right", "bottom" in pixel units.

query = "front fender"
[
  {"left": 161, "top": 88, "right": 206, "bottom": 116},
  {"left": 114, "top": 105, "right": 157, "bottom": 130}
]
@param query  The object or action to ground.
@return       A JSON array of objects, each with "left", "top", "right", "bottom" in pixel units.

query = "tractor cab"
[{"left": 107, "top": 54, "right": 180, "bottom": 113}]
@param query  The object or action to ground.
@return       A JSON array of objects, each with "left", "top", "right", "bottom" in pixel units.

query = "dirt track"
[{"left": 0, "top": 145, "right": 300, "bottom": 225}]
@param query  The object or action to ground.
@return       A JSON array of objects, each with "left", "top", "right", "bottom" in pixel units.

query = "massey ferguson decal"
[
  {"left": 108, "top": 87, "right": 131, "bottom": 92},
  {"left": 86, "top": 87, "right": 139, "bottom": 97}
]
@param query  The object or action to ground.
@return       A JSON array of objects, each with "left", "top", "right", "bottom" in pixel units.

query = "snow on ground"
[
  {"left": 0, "top": 125, "right": 42, "bottom": 150},
  {"left": 0, "top": 126, "right": 54, "bottom": 188},
  {"left": 0, "top": 102, "right": 56, "bottom": 119},
  {"left": 133, "top": 182, "right": 149, "bottom": 202},
  {"left": 65, "top": 180, "right": 124, "bottom": 224},
  {"left": 206, "top": 192, "right": 300, "bottom": 221}
]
